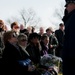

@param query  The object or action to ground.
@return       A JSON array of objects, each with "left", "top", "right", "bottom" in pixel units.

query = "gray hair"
[{"left": 18, "top": 33, "right": 27, "bottom": 41}]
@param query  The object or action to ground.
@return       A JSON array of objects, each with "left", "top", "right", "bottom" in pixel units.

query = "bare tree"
[
  {"left": 54, "top": 3, "right": 64, "bottom": 20},
  {"left": 49, "top": 2, "right": 65, "bottom": 30},
  {"left": 6, "top": 8, "right": 41, "bottom": 32},
  {"left": 19, "top": 8, "right": 41, "bottom": 27},
  {"left": 6, "top": 16, "right": 21, "bottom": 25}
]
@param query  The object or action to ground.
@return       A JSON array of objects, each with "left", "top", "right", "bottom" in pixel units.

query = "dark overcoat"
[{"left": 62, "top": 9, "right": 75, "bottom": 75}]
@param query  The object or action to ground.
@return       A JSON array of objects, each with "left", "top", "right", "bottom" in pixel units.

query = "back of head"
[{"left": 20, "top": 29, "right": 29, "bottom": 37}]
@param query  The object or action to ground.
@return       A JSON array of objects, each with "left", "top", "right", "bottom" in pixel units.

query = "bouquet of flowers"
[{"left": 40, "top": 54, "right": 62, "bottom": 74}]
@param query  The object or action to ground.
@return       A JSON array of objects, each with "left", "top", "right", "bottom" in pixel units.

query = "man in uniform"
[{"left": 62, "top": 0, "right": 75, "bottom": 75}]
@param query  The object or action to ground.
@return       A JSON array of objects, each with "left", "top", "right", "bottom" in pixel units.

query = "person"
[
  {"left": 27, "top": 26, "right": 32, "bottom": 34},
  {"left": 26, "top": 33, "right": 41, "bottom": 65},
  {"left": 17, "top": 33, "right": 41, "bottom": 75},
  {"left": 0, "top": 19, "right": 5, "bottom": 72},
  {"left": 38, "top": 27, "right": 44, "bottom": 37},
  {"left": 45, "top": 27, "right": 58, "bottom": 56},
  {"left": 62, "top": 0, "right": 75, "bottom": 75},
  {"left": 0, "top": 20, "right": 5, "bottom": 58},
  {"left": 2, "top": 31, "right": 19, "bottom": 75},
  {"left": 55, "top": 23, "right": 65, "bottom": 57},
  {"left": 2, "top": 31, "right": 39, "bottom": 75},
  {"left": 40, "top": 35, "right": 49, "bottom": 56},
  {"left": 32, "top": 26, "right": 35, "bottom": 33},
  {"left": 11, "top": 22, "right": 20, "bottom": 35}
]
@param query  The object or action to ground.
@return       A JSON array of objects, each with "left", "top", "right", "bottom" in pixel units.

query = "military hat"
[{"left": 65, "top": 0, "right": 75, "bottom": 7}]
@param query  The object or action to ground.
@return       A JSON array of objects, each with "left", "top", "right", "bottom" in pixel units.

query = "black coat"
[
  {"left": 2, "top": 42, "right": 40, "bottom": 75},
  {"left": 26, "top": 44, "right": 41, "bottom": 65},
  {"left": 55, "top": 29, "right": 64, "bottom": 48},
  {"left": 55, "top": 29, "right": 64, "bottom": 57},
  {"left": 62, "top": 9, "right": 75, "bottom": 75},
  {"left": 62, "top": 9, "right": 75, "bottom": 58}
]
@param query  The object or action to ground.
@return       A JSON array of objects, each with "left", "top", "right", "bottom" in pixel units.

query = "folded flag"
[{"left": 18, "top": 59, "right": 32, "bottom": 66}]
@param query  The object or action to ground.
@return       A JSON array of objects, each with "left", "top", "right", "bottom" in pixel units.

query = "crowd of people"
[
  {"left": 0, "top": 19, "right": 65, "bottom": 75},
  {"left": 0, "top": 0, "right": 75, "bottom": 75}
]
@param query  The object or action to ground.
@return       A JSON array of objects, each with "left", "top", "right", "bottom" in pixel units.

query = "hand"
[
  {"left": 50, "top": 45, "right": 53, "bottom": 48},
  {"left": 28, "top": 65, "right": 36, "bottom": 71}
]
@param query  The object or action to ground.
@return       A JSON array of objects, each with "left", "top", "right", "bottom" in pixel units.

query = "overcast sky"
[{"left": 0, "top": 0, "right": 66, "bottom": 30}]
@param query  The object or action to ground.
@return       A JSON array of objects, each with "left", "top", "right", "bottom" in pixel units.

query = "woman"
[
  {"left": 40, "top": 35, "right": 49, "bottom": 56},
  {"left": 17, "top": 33, "right": 41, "bottom": 75},
  {"left": 17, "top": 33, "right": 37, "bottom": 74},
  {"left": 26, "top": 33, "right": 41, "bottom": 65},
  {"left": 2, "top": 31, "right": 39, "bottom": 75}
]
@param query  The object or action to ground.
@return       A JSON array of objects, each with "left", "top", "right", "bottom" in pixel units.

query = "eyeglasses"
[{"left": 20, "top": 39, "right": 27, "bottom": 42}]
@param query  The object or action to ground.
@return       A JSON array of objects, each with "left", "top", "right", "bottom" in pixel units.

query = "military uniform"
[{"left": 62, "top": 0, "right": 75, "bottom": 75}]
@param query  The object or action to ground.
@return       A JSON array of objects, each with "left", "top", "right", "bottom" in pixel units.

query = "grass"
[
  {"left": 58, "top": 73, "right": 62, "bottom": 75},
  {"left": 58, "top": 74, "right": 62, "bottom": 75}
]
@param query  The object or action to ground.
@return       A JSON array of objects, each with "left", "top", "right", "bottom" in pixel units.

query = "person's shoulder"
[
  {"left": 26, "top": 44, "right": 31, "bottom": 49},
  {"left": 55, "top": 29, "right": 60, "bottom": 33},
  {"left": 71, "top": 10, "right": 75, "bottom": 17},
  {"left": 71, "top": 13, "right": 75, "bottom": 17}
]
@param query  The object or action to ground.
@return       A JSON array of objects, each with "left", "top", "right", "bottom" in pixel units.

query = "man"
[
  {"left": 38, "top": 27, "right": 44, "bottom": 37},
  {"left": 62, "top": 0, "right": 75, "bottom": 75},
  {"left": 55, "top": 23, "right": 65, "bottom": 58},
  {"left": 45, "top": 27, "right": 58, "bottom": 56},
  {"left": 11, "top": 22, "right": 20, "bottom": 35}
]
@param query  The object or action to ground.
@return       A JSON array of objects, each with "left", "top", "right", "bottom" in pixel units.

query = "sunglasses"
[
  {"left": 14, "top": 26, "right": 19, "bottom": 29},
  {"left": 0, "top": 23, "right": 3, "bottom": 25}
]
